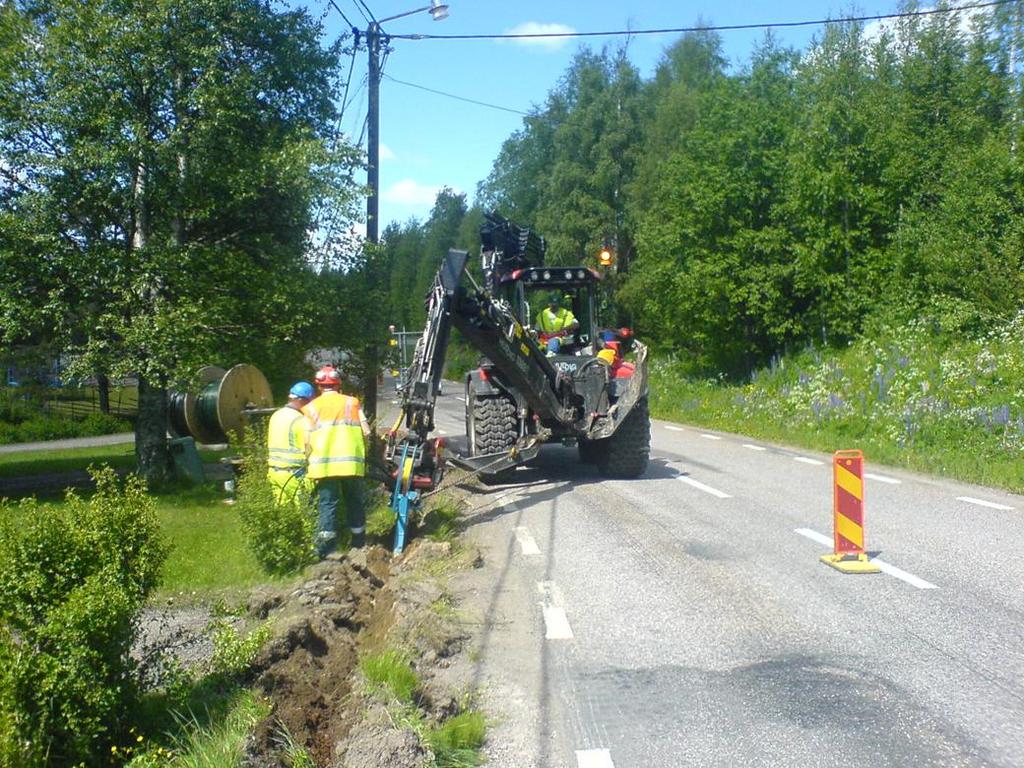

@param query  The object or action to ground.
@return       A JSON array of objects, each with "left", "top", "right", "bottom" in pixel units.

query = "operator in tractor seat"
[{"left": 535, "top": 292, "right": 579, "bottom": 356}]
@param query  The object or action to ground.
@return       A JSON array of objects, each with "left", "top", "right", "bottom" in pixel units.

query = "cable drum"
[{"left": 167, "top": 364, "right": 272, "bottom": 444}]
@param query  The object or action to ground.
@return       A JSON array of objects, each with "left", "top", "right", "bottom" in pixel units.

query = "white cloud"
[
  {"left": 379, "top": 143, "right": 396, "bottom": 162},
  {"left": 383, "top": 179, "right": 445, "bottom": 206},
  {"left": 862, "top": 5, "right": 990, "bottom": 45},
  {"left": 504, "top": 21, "right": 576, "bottom": 51}
]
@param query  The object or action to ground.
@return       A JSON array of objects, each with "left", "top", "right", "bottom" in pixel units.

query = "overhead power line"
[
  {"left": 326, "top": 0, "right": 355, "bottom": 29},
  {"left": 390, "top": 0, "right": 1018, "bottom": 41},
  {"left": 354, "top": 0, "right": 376, "bottom": 24},
  {"left": 383, "top": 74, "right": 529, "bottom": 115}
]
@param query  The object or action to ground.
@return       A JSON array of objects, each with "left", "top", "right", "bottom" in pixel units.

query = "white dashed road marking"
[
  {"left": 957, "top": 496, "right": 1014, "bottom": 511},
  {"left": 664, "top": 425, "right": 685, "bottom": 432},
  {"left": 794, "top": 528, "right": 938, "bottom": 589},
  {"left": 865, "top": 472, "right": 900, "bottom": 484},
  {"left": 676, "top": 475, "right": 732, "bottom": 499},
  {"left": 700, "top": 433, "right": 721, "bottom": 441},
  {"left": 514, "top": 526, "right": 541, "bottom": 555},
  {"left": 743, "top": 444, "right": 767, "bottom": 451},
  {"left": 576, "top": 749, "right": 616, "bottom": 768},
  {"left": 537, "top": 581, "right": 574, "bottom": 640},
  {"left": 794, "top": 456, "right": 825, "bottom": 466}
]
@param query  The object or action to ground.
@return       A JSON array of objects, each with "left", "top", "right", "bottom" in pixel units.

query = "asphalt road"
[{"left": 414, "top": 384, "right": 1024, "bottom": 768}]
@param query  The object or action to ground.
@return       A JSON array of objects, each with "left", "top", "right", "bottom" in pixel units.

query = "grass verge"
[{"left": 649, "top": 304, "right": 1024, "bottom": 492}]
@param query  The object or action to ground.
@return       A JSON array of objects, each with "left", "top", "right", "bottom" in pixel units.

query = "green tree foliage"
[
  {"left": 479, "top": 8, "right": 1024, "bottom": 376},
  {"left": 0, "top": 468, "right": 167, "bottom": 766},
  {"left": 0, "top": 0, "right": 360, "bottom": 481}
]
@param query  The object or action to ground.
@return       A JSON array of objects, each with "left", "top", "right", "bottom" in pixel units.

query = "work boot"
[{"left": 315, "top": 531, "right": 337, "bottom": 559}]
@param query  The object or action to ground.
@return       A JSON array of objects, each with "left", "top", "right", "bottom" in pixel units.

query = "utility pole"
[
  {"left": 367, "top": 22, "right": 381, "bottom": 246},
  {"left": 358, "top": 3, "right": 448, "bottom": 420},
  {"left": 363, "top": 21, "right": 382, "bottom": 421}
]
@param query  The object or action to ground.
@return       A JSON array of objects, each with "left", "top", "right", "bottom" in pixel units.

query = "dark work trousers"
[{"left": 314, "top": 477, "right": 367, "bottom": 555}]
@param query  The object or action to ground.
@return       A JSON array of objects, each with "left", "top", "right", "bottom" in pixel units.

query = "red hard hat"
[{"left": 315, "top": 365, "right": 341, "bottom": 387}]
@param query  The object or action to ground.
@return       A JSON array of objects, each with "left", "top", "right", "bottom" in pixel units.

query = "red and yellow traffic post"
[{"left": 820, "top": 449, "right": 880, "bottom": 574}]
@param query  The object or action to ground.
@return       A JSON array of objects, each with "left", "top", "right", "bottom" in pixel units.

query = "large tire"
[
  {"left": 466, "top": 391, "right": 518, "bottom": 484},
  {"left": 466, "top": 390, "right": 518, "bottom": 457},
  {"left": 596, "top": 397, "right": 650, "bottom": 479}
]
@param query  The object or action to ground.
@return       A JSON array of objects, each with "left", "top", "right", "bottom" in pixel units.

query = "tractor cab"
[{"left": 497, "top": 266, "right": 602, "bottom": 374}]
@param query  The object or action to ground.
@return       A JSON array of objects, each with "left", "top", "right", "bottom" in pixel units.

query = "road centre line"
[
  {"left": 794, "top": 456, "right": 825, "bottom": 465},
  {"left": 537, "top": 581, "right": 574, "bottom": 640},
  {"left": 957, "top": 496, "right": 1014, "bottom": 511},
  {"left": 514, "top": 526, "right": 541, "bottom": 555},
  {"left": 794, "top": 528, "right": 938, "bottom": 589},
  {"left": 742, "top": 444, "right": 767, "bottom": 451},
  {"left": 676, "top": 475, "right": 732, "bottom": 499},
  {"left": 576, "top": 749, "right": 615, "bottom": 768},
  {"left": 664, "top": 425, "right": 685, "bottom": 432},
  {"left": 865, "top": 472, "right": 900, "bottom": 484},
  {"left": 700, "top": 433, "right": 722, "bottom": 440}
]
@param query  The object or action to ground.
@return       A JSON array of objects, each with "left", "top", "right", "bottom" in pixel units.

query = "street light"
[{"left": 362, "top": 3, "right": 448, "bottom": 419}]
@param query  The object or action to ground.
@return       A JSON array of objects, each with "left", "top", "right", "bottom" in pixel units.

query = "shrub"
[
  {"left": 0, "top": 398, "right": 132, "bottom": 445},
  {"left": 235, "top": 428, "right": 316, "bottom": 575},
  {"left": 0, "top": 467, "right": 167, "bottom": 766},
  {"left": 78, "top": 412, "right": 133, "bottom": 437},
  {"left": 210, "top": 621, "right": 272, "bottom": 678}
]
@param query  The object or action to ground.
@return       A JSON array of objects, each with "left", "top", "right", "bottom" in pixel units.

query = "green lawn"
[
  {"left": 0, "top": 443, "right": 136, "bottom": 478},
  {"left": 152, "top": 484, "right": 285, "bottom": 598},
  {"left": 0, "top": 443, "right": 229, "bottom": 479}
]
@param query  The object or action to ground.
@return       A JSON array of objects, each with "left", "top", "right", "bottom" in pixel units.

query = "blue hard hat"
[{"left": 289, "top": 381, "right": 314, "bottom": 400}]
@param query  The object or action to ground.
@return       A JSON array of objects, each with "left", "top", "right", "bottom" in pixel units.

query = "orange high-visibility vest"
[
  {"left": 267, "top": 406, "right": 308, "bottom": 472},
  {"left": 303, "top": 391, "right": 365, "bottom": 479}
]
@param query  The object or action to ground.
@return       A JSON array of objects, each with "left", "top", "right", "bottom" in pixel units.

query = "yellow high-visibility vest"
[
  {"left": 267, "top": 406, "right": 308, "bottom": 472},
  {"left": 303, "top": 391, "right": 366, "bottom": 479},
  {"left": 536, "top": 307, "right": 576, "bottom": 333}
]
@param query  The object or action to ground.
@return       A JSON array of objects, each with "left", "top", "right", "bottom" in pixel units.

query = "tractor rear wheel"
[
  {"left": 596, "top": 397, "right": 650, "bottom": 478},
  {"left": 466, "top": 387, "right": 519, "bottom": 483}
]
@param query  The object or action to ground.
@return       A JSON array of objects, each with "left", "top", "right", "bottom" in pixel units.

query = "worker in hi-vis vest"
[
  {"left": 266, "top": 381, "right": 314, "bottom": 506},
  {"left": 303, "top": 365, "right": 371, "bottom": 554},
  {"left": 535, "top": 292, "right": 579, "bottom": 355}
]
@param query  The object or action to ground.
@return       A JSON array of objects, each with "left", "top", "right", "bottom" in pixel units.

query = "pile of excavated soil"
[{"left": 241, "top": 540, "right": 478, "bottom": 768}]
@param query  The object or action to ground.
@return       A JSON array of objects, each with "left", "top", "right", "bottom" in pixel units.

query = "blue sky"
[{"left": 306, "top": 0, "right": 903, "bottom": 228}]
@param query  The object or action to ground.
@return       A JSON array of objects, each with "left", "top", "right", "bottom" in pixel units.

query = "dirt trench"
[{"left": 238, "top": 540, "right": 476, "bottom": 768}]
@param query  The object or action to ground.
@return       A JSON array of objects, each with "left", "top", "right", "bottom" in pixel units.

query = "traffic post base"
[{"left": 820, "top": 552, "right": 879, "bottom": 574}]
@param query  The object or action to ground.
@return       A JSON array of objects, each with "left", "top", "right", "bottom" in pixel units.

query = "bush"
[
  {"left": 0, "top": 412, "right": 132, "bottom": 445},
  {"left": 0, "top": 467, "right": 167, "bottom": 767},
  {"left": 235, "top": 428, "right": 316, "bottom": 575},
  {"left": 78, "top": 412, "right": 133, "bottom": 437}
]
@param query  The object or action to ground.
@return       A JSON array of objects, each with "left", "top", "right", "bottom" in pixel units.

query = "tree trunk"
[
  {"left": 96, "top": 372, "right": 110, "bottom": 413},
  {"left": 135, "top": 375, "right": 172, "bottom": 486},
  {"left": 130, "top": 156, "right": 170, "bottom": 484}
]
